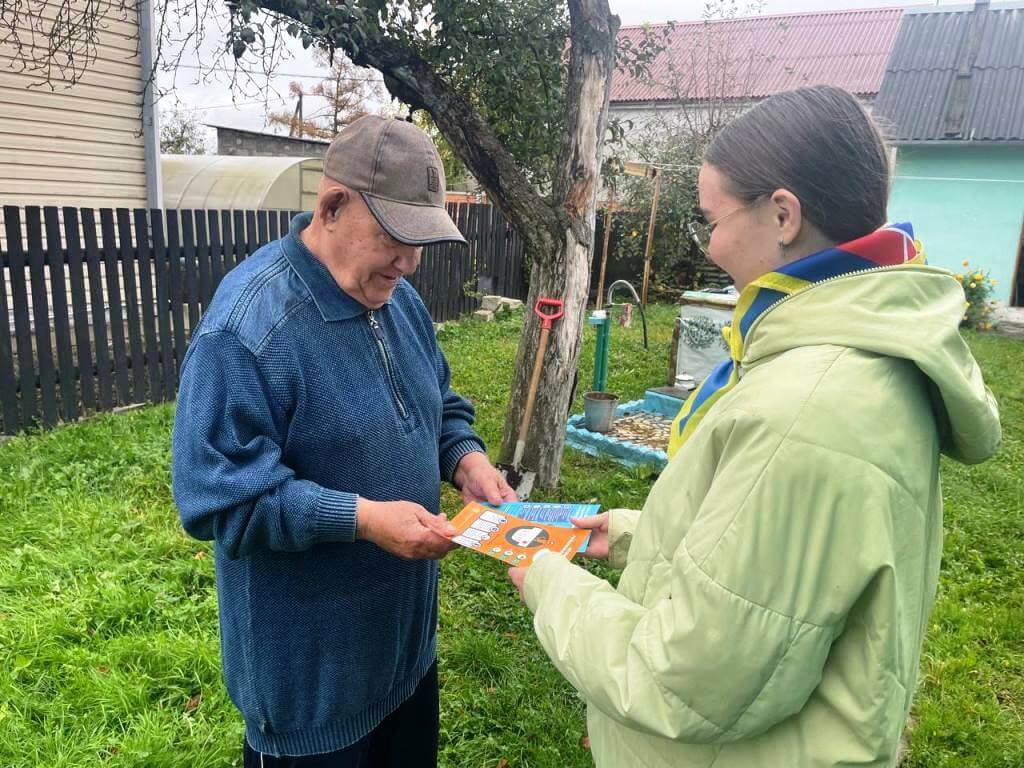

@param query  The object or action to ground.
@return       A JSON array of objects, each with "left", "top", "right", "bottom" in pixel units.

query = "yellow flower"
[
  {"left": 631, "top": 230, "right": 639, "bottom": 237},
  {"left": 974, "top": 273, "right": 983, "bottom": 281},
  {"left": 962, "top": 260, "right": 970, "bottom": 267},
  {"left": 954, "top": 274, "right": 963, "bottom": 282},
  {"left": 970, "top": 282, "right": 977, "bottom": 289},
  {"left": 991, "top": 279, "right": 998, "bottom": 286}
]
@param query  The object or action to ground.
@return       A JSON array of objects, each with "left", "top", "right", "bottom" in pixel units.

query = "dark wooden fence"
[{"left": 0, "top": 203, "right": 525, "bottom": 435}]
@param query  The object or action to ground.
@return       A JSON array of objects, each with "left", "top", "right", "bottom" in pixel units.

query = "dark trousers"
[{"left": 244, "top": 663, "right": 439, "bottom": 768}]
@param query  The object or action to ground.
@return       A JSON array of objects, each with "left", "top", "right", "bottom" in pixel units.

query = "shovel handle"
[
  {"left": 534, "top": 298, "right": 564, "bottom": 330},
  {"left": 518, "top": 326, "right": 551, "bottom": 444}
]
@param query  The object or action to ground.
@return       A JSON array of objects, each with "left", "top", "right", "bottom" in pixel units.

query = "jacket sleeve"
[
  {"left": 524, "top": 414, "right": 904, "bottom": 743},
  {"left": 171, "top": 330, "right": 359, "bottom": 558},
  {"left": 608, "top": 507, "right": 643, "bottom": 569}
]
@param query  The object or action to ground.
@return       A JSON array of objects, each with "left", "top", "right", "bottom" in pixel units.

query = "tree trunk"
[
  {"left": 499, "top": 227, "right": 594, "bottom": 488},
  {"left": 256, "top": 0, "right": 618, "bottom": 489},
  {"left": 498, "top": 0, "right": 618, "bottom": 489}
]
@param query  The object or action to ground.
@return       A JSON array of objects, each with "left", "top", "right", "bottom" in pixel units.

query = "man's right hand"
[{"left": 356, "top": 498, "right": 459, "bottom": 560}]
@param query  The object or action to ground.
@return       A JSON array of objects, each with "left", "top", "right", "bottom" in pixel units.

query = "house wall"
[
  {"left": 215, "top": 127, "right": 330, "bottom": 158},
  {"left": 0, "top": 0, "right": 149, "bottom": 208},
  {"left": 889, "top": 145, "right": 1024, "bottom": 304}
]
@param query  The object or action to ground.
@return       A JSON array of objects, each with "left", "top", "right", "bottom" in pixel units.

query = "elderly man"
[{"left": 171, "top": 116, "right": 516, "bottom": 767}]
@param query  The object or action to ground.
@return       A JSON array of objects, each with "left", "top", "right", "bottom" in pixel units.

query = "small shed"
[{"left": 161, "top": 155, "right": 322, "bottom": 211}]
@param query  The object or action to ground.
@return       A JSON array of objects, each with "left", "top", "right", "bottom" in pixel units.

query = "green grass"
[{"left": 0, "top": 306, "right": 1021, "bottom": 767}]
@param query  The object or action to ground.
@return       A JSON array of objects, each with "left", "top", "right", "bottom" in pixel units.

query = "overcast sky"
[{"left": 158, "top": 0, "right": 958, "bottom": 146}]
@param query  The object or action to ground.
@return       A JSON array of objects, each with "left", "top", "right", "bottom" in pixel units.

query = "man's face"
[{"left": 329, "top": 193, "right": 422, "bottom": 309}]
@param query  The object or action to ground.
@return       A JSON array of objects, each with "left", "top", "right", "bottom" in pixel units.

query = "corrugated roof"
[
  {"left": 611, "top": 7, "right": 905, "bottom": 103},
  {"left": 874, "top": 3, "right": 1024, "bottom": 142}
]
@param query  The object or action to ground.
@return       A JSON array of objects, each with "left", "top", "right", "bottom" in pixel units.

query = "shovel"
[{"left": 498, "top": 298, "right": 565, "bottom": 500}]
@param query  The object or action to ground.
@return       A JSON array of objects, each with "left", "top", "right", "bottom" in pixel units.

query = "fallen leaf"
[
  {"left": 185, "top": 692, "right": 202, "bottom": 713},
  {"left": 193, "top": 551, "right": 206, "bottom": 560},
  {"left": 496, "top": 760, "right": 509, "bottom": 768},
  {"left": 486, "top": 687, "right": 497, "bottom": 695},
  {"left": 96, "top": 665, "right": 109, "bottom": 675},
  {"left": 502, "top": 632, "right": 516, "bottom": 639},
  {"left": 580, "top": 736, "right": 591, "bottom": 750}
]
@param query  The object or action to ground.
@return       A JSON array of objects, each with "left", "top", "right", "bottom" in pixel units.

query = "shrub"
[{"left": 953, "top": 260, "right": 999, "bottom": 331}]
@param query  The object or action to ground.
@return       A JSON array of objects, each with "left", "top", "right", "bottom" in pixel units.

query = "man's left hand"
[{"left": 453, "top": 451, "right": 518, "bottom": 505}]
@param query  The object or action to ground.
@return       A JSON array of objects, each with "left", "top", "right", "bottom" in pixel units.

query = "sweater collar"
[{"left": 282, "top": 212, "right": 383, "bottom": 321}]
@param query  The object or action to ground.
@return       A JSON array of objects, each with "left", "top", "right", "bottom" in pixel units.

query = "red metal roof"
[{"left": 612, "top": 7, "right": 906, "bottom": 103}]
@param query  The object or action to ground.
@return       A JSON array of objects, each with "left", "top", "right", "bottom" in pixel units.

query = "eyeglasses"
[{"left": 687, "top": 200, "right": 762, "bottom": 255}]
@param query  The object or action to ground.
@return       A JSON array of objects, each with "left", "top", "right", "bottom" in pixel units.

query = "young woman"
[{"left": 509, "top": 85, "right": 1001, "bottom": 767}]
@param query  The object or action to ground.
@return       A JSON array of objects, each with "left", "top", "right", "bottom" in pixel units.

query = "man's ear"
[
  {"left": 318, "top": 184, "right": 350, "bottom": 229},
  {"left": 770, "top": 188, "right": 803, "bottom": 247}
]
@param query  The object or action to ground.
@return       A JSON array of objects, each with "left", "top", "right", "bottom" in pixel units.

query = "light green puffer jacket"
[{"left": 523, "top": 266, "right": 1001, "bottom": 767}]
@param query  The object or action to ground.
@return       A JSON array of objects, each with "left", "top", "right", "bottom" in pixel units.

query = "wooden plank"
[
  {"left": 257, "top": 210, "right": 269, "bottom": 246},
  {"left": 208, "top": 210, "right": 226, "bottom": 294},
  {"left": 0, "top": 150, "right": 145, "bottom": 175},
  {"left": 0, "top": 70, "right": 144, "bottom": 105},
  {"left": 25, "top": 207, "right": 58, "bottom": 425},
  {"left": 194, "top": 210, "right": 212, "bottom": 309},
  {"left": 164, "top": 210, "right": 187, "bottom": 391},
  {"left": 0, "top": 117, "right": 144, "bottom": 152},
  {"left": 116, "top": 208, "right": 145, "bottom": 404},
  {"left": 99, "top": 208, "right": 130, "bottom": 405},
  {"left": 5, "top": 208, "right": 36, "bottom": 428},
  {"left": 149, "top": 210, "right": 175, "bottom": 401},
  {"left": 232, "top": 210, "right": 246, "bottom": 270},
  {"left": 0, "top": 131, "right": 145, "bottom": 162},
  {"left": 268, "top": 210, "right": 281, "bottom": 242},
  {"left": 0, "top": 209, "right": 19, "bottom": 433},
  {"left": 218, "top": 210, "right": 235, "bottom": 281},
  {"left": 44, "top": 207, "right": 77, "bottom": 422},
  {"left": 132, "top": 209, "right": 160, "bottom": 404},
  {"left": 180, "top": 210, "right": 201, "bottom": 338},
  {"left": 463, "top": 204, "right": 479, "bottom": 316},
  {"left": 0, "top": 88, "right": 142, "bottom": 126},
  {"left": 62, "top": 208, "right": 96, "bottom": 414},
  {"left": 80, "top": 209, "right": 113, "bottom": 411},
  {"left": 0, "top": 77, "right": 141, "bottom": 119},
  {"left": 245, "top": 210, "right": 258, "bottom": 264},
  {"left": 0, "top": 50, "right": 142, "bottom": 81}
]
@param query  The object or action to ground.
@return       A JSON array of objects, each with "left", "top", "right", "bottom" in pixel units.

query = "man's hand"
[
  {"left": 356, "top": 498, "right": 458, "bottom": 560},
  {"left": 571, "top": 512, "right": 609, "bottom": 560},
  {"left": 453, "top": 451, "right": 518, "bottom": 505}
]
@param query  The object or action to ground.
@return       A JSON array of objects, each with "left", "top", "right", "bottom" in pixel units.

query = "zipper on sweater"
[{"left": 367, "top": 310, "right": 409, "bottom": 420}]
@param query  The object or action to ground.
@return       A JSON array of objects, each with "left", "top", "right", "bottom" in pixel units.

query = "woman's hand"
[
  {"left": 572, "top": 512, "right": 609, "bottom": 560},
  {"left": 509, "top": 565, "right": 528, "bottom": 602}
]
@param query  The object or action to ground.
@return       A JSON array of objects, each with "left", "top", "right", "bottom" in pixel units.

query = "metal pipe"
[{"left": 605, "top": 280, "right": 648, "bottom": 349}]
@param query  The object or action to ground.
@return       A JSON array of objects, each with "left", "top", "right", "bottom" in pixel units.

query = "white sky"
[{"left": 157, "top": 0, "right": 961, "bottom": 146}]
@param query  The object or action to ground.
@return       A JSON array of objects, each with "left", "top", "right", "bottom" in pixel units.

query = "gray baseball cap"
[{"left": 323, "top": 115, "right": 467, "bottom": 246}]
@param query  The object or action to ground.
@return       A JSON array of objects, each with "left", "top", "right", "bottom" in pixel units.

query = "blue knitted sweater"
[{"left": 171, "top": 214, "right": 484, "bottom": 756}]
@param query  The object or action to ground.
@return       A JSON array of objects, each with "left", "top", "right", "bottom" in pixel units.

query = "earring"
[{"left": 778, "top": 240, "right": 786, "bottom": 260}]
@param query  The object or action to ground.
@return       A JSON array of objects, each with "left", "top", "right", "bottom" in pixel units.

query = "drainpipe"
[{"left": 139, "top": 0, "right": 163, "bottom": 208}]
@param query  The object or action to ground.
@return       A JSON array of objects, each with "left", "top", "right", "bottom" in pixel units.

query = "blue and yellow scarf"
[{"left": 667, "top": 222, "right": 924, "bottom": 458}]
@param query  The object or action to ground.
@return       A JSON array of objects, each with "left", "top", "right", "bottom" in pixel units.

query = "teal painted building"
[
  {"left": 889, "top": 145, "right": 1024, "bottom": 303},
  {"left": 875, "top": 2, "right": 1024, "bottom": 307}
]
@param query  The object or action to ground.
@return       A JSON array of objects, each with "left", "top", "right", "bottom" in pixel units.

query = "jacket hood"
[{"left": 741, "top": 265, "right": 1001, "bottom": 464}]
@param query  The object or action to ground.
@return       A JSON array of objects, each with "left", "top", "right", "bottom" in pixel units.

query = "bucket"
[{"left": 583, "top": 391, "right": 620, "bottom": 432}]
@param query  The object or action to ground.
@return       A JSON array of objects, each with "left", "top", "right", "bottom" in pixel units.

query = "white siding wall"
[{"left": 0, "top": 1, "right": 148, "bottom": 208}]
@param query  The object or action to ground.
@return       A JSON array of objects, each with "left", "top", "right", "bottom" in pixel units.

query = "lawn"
[{"left": 0, "top": 306, "right": 1021, "bottom": 767}]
